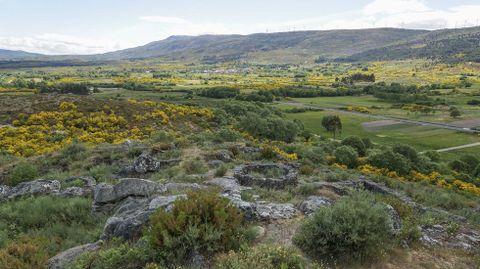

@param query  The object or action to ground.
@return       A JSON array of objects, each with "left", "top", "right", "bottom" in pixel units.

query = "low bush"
[
  {"left": 144, "top": 191, "right": 249, "bottom": 264},
  {"left": 68, "top": 239, "right": 155, "bottom": 269},
  {"left": 341, "top": 136, "right": 367, "bottom": 156},
  {"left": 368, "top": 149, "right": 411, "bottom": 175},
  {"left": 214, "top": 245, "right": 307, "bottom": 269},
  {"left": 0, "top": 237, "right": 49, "bottom": 269},
  {"left": 293, "top": 191, "right": 393, "bottom": 265},
  {"left": 334, "top": 145, "right": 358, "bottom": 168},
  {"left": 182, "top": 158, "right": 208, "bottom": 174},
  {"left": 0, "top": 196, "right": 104, "bottom": 251},
  {"left": 6, "top": 161, "right": 39, "bottom": 186}
]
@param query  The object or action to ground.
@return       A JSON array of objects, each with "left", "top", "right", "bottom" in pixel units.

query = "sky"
[{"left": 1, "top": 0, "right": 480, "bottom": 55}]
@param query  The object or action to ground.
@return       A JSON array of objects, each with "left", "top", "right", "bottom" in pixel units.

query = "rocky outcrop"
[
  {"left": 420, "top": 224, "right": 480, "bottom": 250},
  {"left": 121, "top": 152, "right": 181, "bottom": 174},
  {"left": 220, "top": 189, "right": 297, "bottom": 220},
  {"left": 101, "top": 194, "right": 185, "bottom": 240},
  {"left": 298, "top": 196, "right": 333, "bottom": 215},
  {"left": 0, "top": 179, "right": 60, "bottom": 200},
  {"left": 48, "top": 241, "right": 102, "bottom": 269},
  {"left": 212, "top": 150, "right": 233, "bottom": 162},
  {"left": 233, "top": 163, "right": 298, "bottom": 189},
  {"left": 385, "top": 204, "right": 402, "bottom": 233},
  {"left": 92, "top": 178, "right": 166, "bottom": 212},
  {"left": 58, "top": 187, "right": 91, "bottom": 197}
]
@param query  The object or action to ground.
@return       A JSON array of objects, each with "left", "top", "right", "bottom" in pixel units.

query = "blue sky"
[{"left": 1, "top": 0, "right": 480, "bottom": 54}]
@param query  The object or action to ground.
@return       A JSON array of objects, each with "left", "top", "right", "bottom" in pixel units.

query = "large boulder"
[
  {"left": 233, "top": 163, "right": 298, "bottom": 189},
  {"left": 48, "top": 241, "right": 101, "bottom": 269},
  {"left": 1, "top": 179, "right": 60, "bottom": 200},
  {"left": 92, "top": 178, "right": 166, "bottom": 212},
  {"left": 101, "top": 194, "right": 185, "bottom": 240},
  {"left": 298, "top": 196, "right": 333, "bottom": 215}
]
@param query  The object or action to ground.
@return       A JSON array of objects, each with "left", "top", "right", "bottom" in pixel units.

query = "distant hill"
[
  {"left": 341, "top": 27, "right": 480, "bottom": 62},
  {"left": 0, "top": 49, "right": 42, "bottom": 59},
  {"left": 97, "top": 28, "right": 428, "bottom": 63},
  {"left": 2, "top": 27, "right": 480, "bottom": 65}
]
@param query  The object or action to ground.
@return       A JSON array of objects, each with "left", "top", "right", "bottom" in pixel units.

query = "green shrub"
[
  {"left": 0, "top": 237, "right": 49, "bottom": 269},
  {"left": 68, "top": 239, "right": 155, "bottom": 269},
  {"left": 460, "top": 155, "right": 480, "bottom": 171},
  {"left": 449, "top": 160, "right": 469, "bottom": 173},
  {"left": 368, "top": 149, "right": 411, "bottom": 175},
  {"left": 214, "top": 164, "right": 229, "bottom": 177},
  {"left": 334, "top": 145, "right": 358, "bottom": 168},
  {"left": 293, "top": 191, "right": 393, "bottom": 265},
  {"left": 392, "top": 144, "right": 418, "bottom": 163},
  {"left": 424, "top": 150, "right": 440, "bottom": 162},
  {"left": 6, "top": 161, "right": 39, "bottom": 186},
  {"left": 182, "top": 158, "right": 208, "bottom": 174},
  {"left": 341, "top": 136, "right": 367, "bottom": 156},
  {"left": 214, "top": 245, "right": 307, "bottom": 269},
  {"left": 144, "top": 191, "right": 248, "bottom": 264},
  {"left": 0, "top": 196, "right": 104, "bottom": 251}
]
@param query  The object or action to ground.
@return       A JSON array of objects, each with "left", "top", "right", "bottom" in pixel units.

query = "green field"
[{"left": 286, "top": 110, "right": 480, "bottom": 155}]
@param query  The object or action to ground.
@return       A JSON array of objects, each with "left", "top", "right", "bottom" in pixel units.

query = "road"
[{"left": 276, "top": 101, "right": 480, "bottom": 134}]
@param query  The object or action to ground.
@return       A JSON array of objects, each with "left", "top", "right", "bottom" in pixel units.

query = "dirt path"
[{"left": 435, "top": 142, "right": 480, "bottom": 153}]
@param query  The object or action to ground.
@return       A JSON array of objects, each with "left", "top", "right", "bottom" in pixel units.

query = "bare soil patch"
[
  {"left": 450, "top": 119, "right": 480, "bottom": 128},
  {"left": 362, "top": 120, "right": 402, "bottom": 130}
]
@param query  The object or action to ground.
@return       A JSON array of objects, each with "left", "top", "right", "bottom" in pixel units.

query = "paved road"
[
  {"left": 435, "top": 142, "right": 480, "bottom": 153},
  {"left": 276, "top": 101, "right": 480, "bottom": 134}
]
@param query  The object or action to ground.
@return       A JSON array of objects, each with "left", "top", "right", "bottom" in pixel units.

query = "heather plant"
[
  {"left": 144, "top": 191, "right": 250, "bottom": 264},
  {"left": 293, "top": 191, "right": 393, "bottom": 265}
]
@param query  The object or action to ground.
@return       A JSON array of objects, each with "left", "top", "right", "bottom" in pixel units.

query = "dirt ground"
[{"left": 362, "top": 120, "right": 402, "bottom": 130}]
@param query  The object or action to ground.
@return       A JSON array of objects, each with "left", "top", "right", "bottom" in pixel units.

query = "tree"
[
  {"left": 322, "top": 115, "right": 342, "bottom": 139},
  {"left": 449, "top": 106, "right": 461, "bottom": 118}
]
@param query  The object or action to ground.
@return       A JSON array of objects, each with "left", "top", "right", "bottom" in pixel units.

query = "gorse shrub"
[
  {"left": 293, "top": 191, "right": 393, "bottom": 265},
  {"left": 214, "top": 245, "right": 307, "bottom": 269},
  {"left": 144, "top": 191, "right": 248, "bottom": 264},
  {"left": 6, "top": 161, "right": 39, "bottom": 186}
]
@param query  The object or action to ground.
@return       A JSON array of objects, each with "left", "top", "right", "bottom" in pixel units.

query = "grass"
[{"left": 287, "top": 110, "right": 480, "bottom": 152}]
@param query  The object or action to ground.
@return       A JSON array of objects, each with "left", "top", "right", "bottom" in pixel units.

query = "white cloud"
[
  {"left": 0, "top": 34, "right": 121, "bottom": 55},
  {"left": 139, "top": 16, "right": 190, "bottom": 24},
  {"left": 1, "top": 0, "right": 480, "bottom": 55},
  {"left": 363, "top": 0, "right": 430, "bottom": 15}
]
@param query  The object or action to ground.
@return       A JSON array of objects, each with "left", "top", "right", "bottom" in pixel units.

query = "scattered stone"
[
  {"left": 255, "top": 202, "right": 297, "bottom": 220},
  {"left": 213, "top": 150, "right": 233, "bottom": 162},
  {"left": 233, "top": 163, "right": 298, "bottom": 189},
  {"left": 420, "top": 224, "right": 480, "bottom": 251},
  {"left": 238, "top": 146, "right": 260, "bottom": 154},
  {"left": 121, "top": 152, "right": 181, "bottom": 174},
  {"left": 222, "top": 189, "right": 297, "bottom": 220},
  {"left": 164, "top": 182, "right": 204, "bottom": 193},
  {"left": 58, "top": 187, "right": 91, "bottom": 197},
  {"left": 207, "top": 176, "right": 251, "bottom": 192},
  {"left": 48, "top": 241, "right": 102, "bottom": 269},
  {"left": 1, "top": 179, "right": 60, "bottom": 200},
  {"left": 208, "top": 160, "right": 224, "bottom": 167},
  {"left": 298, "top": 196, "right": 333, "bottom": 215}
]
